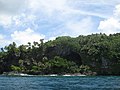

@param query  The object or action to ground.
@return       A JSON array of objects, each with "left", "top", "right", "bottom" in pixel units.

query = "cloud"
[
  {"left": 28, "top": 0, "right": 68, "bottom": 15},
  {"left": 0, "top": 0, "right": 26, "bottom": 15},
  {"left": 0, "top": 0, "right": 27, "bottom": 27},
  {"left": 98, "top": 4, "right": 120, "bottom": 35},
  {"left": 114, "top": 4, "right": 120, "bottom": 18},
  {"left": 11, "top": 28, "right": 45, "bottom": 45},
  {"left": 12, "top": 14, "right": 37, "bottom": 29},
  {"left": 72, "top": 0, "right": 120, "bottom": 5},
  {"left": 0, "top": 0, "right": 115, "bottom": 28},
  {"left": 28, "top": 0, "right": 111, "bottom": 19},
  {"left": 0, "top": 34, "right": 10, "bottom": 47},
  {"left": 0, "top": 15, "right": 12, "bottom": 27},
  {"left": 65, "top": 17, "right": 94, "bottom": 36}
]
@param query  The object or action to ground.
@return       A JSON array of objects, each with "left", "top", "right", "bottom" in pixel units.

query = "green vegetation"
[
  {"left": 10, "top": 65, "right": 21, "bottom": 72},
  {"left": 1, "top": 33, "right": 120, "bottom": 75}
]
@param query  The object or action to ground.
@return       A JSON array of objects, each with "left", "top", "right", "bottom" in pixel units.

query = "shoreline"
[
  {"left": 1, "top": 72, "right": 87, "bottom": 77},
  {"left": 1, "top": 72, "right": 120, "bottom": 77}
]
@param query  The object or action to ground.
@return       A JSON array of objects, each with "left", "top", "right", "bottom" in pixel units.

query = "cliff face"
[{"left": 45, "top": 45, "right": 82, "bottom": 65}]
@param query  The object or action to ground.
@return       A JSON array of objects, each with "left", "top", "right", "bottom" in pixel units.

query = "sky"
[{"left": 0, "top": 0, "right": 120, "bottom": 47}]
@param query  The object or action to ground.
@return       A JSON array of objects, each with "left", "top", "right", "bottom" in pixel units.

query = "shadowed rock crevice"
[{"left": 45, "top": 46, "right": 82, "bottom": 65}]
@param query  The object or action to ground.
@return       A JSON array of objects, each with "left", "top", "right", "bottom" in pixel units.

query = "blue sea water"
[{"left": 0, "top": 76, "right": 120, "bottom": 90}]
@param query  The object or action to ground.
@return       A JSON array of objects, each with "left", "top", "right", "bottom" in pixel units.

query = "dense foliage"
[{"left": 0, "top": 33, "right": 120, "bottom": 75}]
